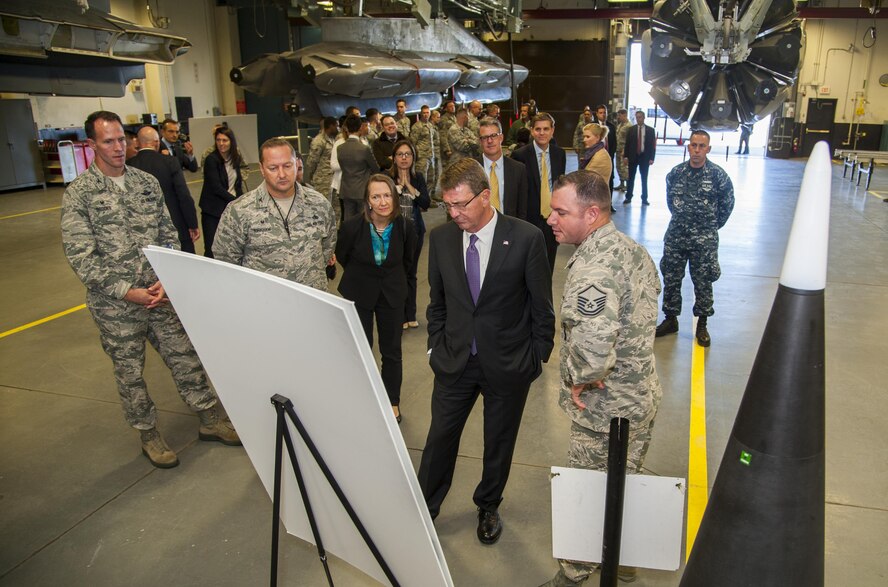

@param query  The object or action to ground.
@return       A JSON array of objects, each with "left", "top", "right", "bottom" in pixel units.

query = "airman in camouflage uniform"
[
  {"left": 213, "top": 138, "right": 336, "bottom": 291},
  {"left": 304, "top": 117, "right": 339, "bottom": 202},
  {"left": 656, "top": 129, "right": 734, "bottom": 347},
  {"left": 614, "top": 109, "right": 631, "bottom": 190},
  {"left": 467, "top": 100, "right": 483, "bottom": 134},
  {"left": 540, "top": 170, "right": 662, "bottom": 587},
  {"left": 410, "top": 105, "right": 441, "bottom": 194},
  {"left": 395, "top": 98, "right": 412, "bottom": 137},
  {"left": 438, "top": 101, "right": 457, "bottom": 170},
  {"left": 448, "top": 108, "right": 480, "bottom": 164},
  {"left": 62, "top": 111, "right": 239, "bottom": 470}
]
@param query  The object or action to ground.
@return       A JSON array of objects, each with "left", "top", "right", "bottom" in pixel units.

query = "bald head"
[{"left": 137, "top": 126, "right": 160, "bottom": 151}]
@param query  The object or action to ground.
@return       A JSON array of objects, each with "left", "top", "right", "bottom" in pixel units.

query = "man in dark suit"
[
  {"left": 595, "top": 104, "right": 618, "bottom": 190},
  {"left": 371, "top": 114, "right": 406, "bottom": 171},
  {"left": 418, "top": 158, "right": 555, "bottom": 545},
  {"left": 128, "top": 126, "right": 200, "bottom": 253},
  {"left": 622, "top": 110, "right": 657, "bottom": 206},
  {"left": 160, "top": 118, "right": 198, "bottom": 173},
  {"left": 511, "top": 112, "right": 567, "bottom": 274},
  {"left": 476, "top": 117, "right": 528, "bottom": 219},
  {"left": 337, "top": 115, "right": 379, "bottom": 220}
]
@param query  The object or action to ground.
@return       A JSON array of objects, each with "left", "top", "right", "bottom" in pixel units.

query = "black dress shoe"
[
  {"left": 477, "top": 508, "right": 503, "bottom": 545},
  {"left": 641, "top": 200, "right": 650, "bottom": 206}
]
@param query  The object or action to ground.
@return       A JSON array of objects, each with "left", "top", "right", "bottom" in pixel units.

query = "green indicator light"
[{"left": 739, "top": 451, "right": 752, "bottom": 466}]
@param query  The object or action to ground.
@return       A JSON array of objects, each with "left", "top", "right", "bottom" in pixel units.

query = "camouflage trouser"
[
  {"left": 559, "top": 419, "right": 656, "bottom": 583},
  {"left": 616, "top": 142, "right": 629, "bottom": 182},
  {"left": 87, "top": 291, "right": 217, "bottom": 430},
  {"left": 660, "top": 231, "right": 720, "bottom": 318},
  {"left": 417, "top": 158, "right": 439, "bottom": 200}
]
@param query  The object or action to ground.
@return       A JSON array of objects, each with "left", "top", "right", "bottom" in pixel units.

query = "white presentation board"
[
  {"left": 144, "top": 247, "right": 452, "bottom": 587},
  {"left": 188, "top": 114, "right": 259, "bottom": 165},
  {"left": 551, "top": 467, "right": 685, "bottom": 571}
]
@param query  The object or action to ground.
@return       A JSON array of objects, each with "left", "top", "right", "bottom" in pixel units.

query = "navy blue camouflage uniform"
[{"left": 660, "top": 159, "right": 734, "bottom": 318}]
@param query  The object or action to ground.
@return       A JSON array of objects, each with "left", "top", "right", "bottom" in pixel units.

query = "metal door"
[{"left": 801, "top": 98, "right": 836, "bottom": 157}]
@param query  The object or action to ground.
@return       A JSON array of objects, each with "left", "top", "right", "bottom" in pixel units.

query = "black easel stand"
[
  {"left": 600, "top": 417, "right": 630, "bottom": 587},
  {"left": 269, "top": 394, "right": 400, "bottom": 587}
]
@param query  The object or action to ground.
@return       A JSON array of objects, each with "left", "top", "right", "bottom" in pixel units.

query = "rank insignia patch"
[{"left": 577, "top": 285, "right": 606, "bottom": 317}]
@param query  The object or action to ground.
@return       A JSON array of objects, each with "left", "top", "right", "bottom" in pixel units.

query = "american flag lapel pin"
[{"left": 503, "top": 240, "right": 509, "bottom": 246}]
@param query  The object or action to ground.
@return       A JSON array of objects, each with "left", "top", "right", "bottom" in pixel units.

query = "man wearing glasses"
[
  {"left": 475, "top": 117, "right": 528, "bottom": 219},
  {"left": 418, "top": 158, "right": 555, "bottom": 546}
]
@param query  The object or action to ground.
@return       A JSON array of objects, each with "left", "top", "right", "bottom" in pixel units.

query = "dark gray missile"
[{"left": 680, "top": 141, "right": 831, "bottom": 586}]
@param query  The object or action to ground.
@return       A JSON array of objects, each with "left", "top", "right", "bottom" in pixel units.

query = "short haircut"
[
  {"left": 345, "top": 105, "right": 360, "bottom": 116},
  {"left": 85, "top": 111, "right": 122, "bottom": 139},
  {"left": 161, "top": 118, "right": 178, "bottom": 128},
  {"left": 690, "top": 129, "right": 711, "bottom": 142},
  {"left": 617, "top": 109, "right": 628, "bottom": 115},
  {"left": 583, "top": 123, "right": 609, "bottom": 140},
  {"left": 381, "top": 114, "right": 396, "bottom": 125},
  {"left": 531, "top": 112, "right": 555, "bottom": 127},
  {"left": 363, "top": 174, "right": 402, "bottom": 222},
  {"left": 554, "top": 170, "right": 611, "bottom": 212},
  {"left": 456, "top": 108, "right": 468, "bottom": 117},
  {"left": 365, "top": 107, "right": 379, "bottom": 118},
  {"left": 322, "top": 116, "right": 338, "bottom": 131},
  {"left": 420, "top": 104, "right": 430, "bottom": 112},
  {"left": 259, "top": 137, "right": 296, "bottom": 163},
  {"left": 344, "top": 115, "right": 362, "bottom": 134},
  {"left": 595, "top": 104, "right": 607, "bottom": 112},
  {"left": 396, "top": 98, "right": 406, "bottom": 106},
  {"left": 636, "top": 110, "right": 646, "bottom": 118},
  {"left": 479, "top": 117, "right": 503, "bottom": 134},
  {"left": 440, "top": 158, "right": 489, "bottom": 196}
]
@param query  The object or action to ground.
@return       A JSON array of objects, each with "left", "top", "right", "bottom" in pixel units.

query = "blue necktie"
[{"left": 466, "top": 234, "right": 480, "bottom": 354}]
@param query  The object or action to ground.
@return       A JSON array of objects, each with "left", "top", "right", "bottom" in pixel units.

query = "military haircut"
[
  {"left": 595, "top": 104, "right": 607, "bottom": 112},
  {"left": 690, "top": 129, "right": 711, "bottom": 143},
  {"left": 344, "top": 114, "right": 362, "bottom": 134},
  {"left": 365, "top": 107, "right": 379, "bottom": 118},
  {"left": 396, "top": 98, "right": 406, "bottom": 106},
  {"left": 381, "top": 114, "right": 396, "bottom": 125},
  {"left": 617, "top": 109, "right": 628, "bottom": 116},
  {"left": 456, "top": 108, "right": 469, "bottom": 117},
  {"left": 554, "top": 170, "right": 611, "bottom": 212},
  {"left": 363, "top": 173, "right": 402, "bottom": 222},
  {"left": 440, "top": 158, "right": 489, "bottom": 196},
  {"left": 420, "top": 104, "right": 430, "bottom": 112},
  {"left": 531, "top": 112, "right": 555, "bottom": 127},
  {"left": 85, "top": 110, "right": 123, "bottom": 139},
  {"left": 583, "top": 123, "right": 609, "bottom": 140},
  {"left": 259, "top": 137, "right": 296, "bottom": 162},
  {"left": 322, "top": 116, "right": 338, "bottom": 131},
  {"left": 479, "top": 117, "right": 502, "bottom": 134}
]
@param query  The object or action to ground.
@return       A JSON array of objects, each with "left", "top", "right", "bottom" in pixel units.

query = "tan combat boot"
[
  {"left": 140, "top": 428, "right": 179, "bottom": 469},
  {"left": 198, "top": 406, "right": 242, "bottom": 446}
]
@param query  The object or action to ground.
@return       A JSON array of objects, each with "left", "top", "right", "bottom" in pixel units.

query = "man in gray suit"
[
  {"left": 337, "top": 115, "right": 380, "bottom": 220},
  {"left": 476, "top": 117, "right": 528, "bottom": 220}
]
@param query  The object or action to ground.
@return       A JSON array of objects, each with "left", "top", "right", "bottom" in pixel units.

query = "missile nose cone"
[{"left": 778, "top": 140, "right": 831, "bottom": 291}]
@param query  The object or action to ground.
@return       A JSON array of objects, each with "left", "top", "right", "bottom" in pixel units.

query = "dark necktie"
[{"left": 466, "top": 234, "right": 480, "bottom": 354}]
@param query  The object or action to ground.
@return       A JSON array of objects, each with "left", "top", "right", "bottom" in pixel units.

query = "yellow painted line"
[
  {"left": 867, "top": 190, "right": 887, "bottom": 201},
  {"left": 686, "top": 321, "right": 709, "bottom": 560},
  {"left": 0, "top": 304, "right": 86, "bottom": 339},
  {"left": 0, "top": 206, "right": 61, "bottom": 220}
]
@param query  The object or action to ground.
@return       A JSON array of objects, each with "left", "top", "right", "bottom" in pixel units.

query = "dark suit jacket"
[
  {"left": 199, "top": 151, "right": 244, "bottom": 218},
  {"left": 511, "top": 142, "right": 567, "bottom": 226},
  {"left": 372, "top": 132, "right": 406, "bottom": 170},
  {"left": 336, "top": 215, "right": 416, "bottom": 309},
  {"left": 623, "top": 124, "right": 656, "bottom": 165},
  {"left": 127, "top": 149, "right": 197, "bottom": 232},
  {"left": 162, "top": 139, "right": 198, "bottom": 173},
  {"left": 426, "top": 213, "right": 555, "bottom": 389},
  {"left": 603, "top": 120, "right": 617, "bottom": 158},
  {"left": 337, "top": 138, "right": 379, "bottom": 201},
  {"left": 476, "top": 154, "right": 528, "bottom": 220}
]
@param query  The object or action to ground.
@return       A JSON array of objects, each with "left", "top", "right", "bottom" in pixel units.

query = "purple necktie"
[{"left": 466, "top": 234, "right": 480, "bottom": 354}]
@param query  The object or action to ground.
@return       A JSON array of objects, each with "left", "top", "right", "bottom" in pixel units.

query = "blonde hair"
[{"left": 583, "top": 123, "right": 609, "bottom": 141}]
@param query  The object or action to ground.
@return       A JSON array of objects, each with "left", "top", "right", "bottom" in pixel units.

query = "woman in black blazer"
[
  {"left": 336, "top": 174, "right": 417, "bottom": 423},
  {"left": 199, "top": 127, "right": 245, "bottom": 257},
  {"left": 388, "top": 139, "right": 430, "bottom": 330}
]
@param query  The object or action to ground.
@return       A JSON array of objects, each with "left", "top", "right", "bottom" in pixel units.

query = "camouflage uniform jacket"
[
  {"left": 505, "top": 118, "right": 527, "bottom": 146},
  {"left": 665, "top": 160, "right": 735, "bottom": 237},
  {"left": 615, "top": 121, "right": 631, "bottom": 153},
  {"left": 395, "top": 114, "right": 411, "bottom": 138},
  {"left": 61, "top": 163, "right": 179, "bottom": 300},
  {"left": 448, "top": 124, "right": 479, "bottom": 162},
  {"left": 409, "top": 120, "right": 439, "bottom": 162},
  {"left": 213, "top": 182, "right": 336, "bottom": 291},
  {"left": 559, "top": 221, "right": 663, "bottom": 433},
  {"left": 573, "top": 120, "right": 586, "bottom": 152},
  {"left": 438, "top": 112, "right": 457, "bottom": 156},
  {"left": 304, "top": 132, "right": 335, "bottom": 194}
]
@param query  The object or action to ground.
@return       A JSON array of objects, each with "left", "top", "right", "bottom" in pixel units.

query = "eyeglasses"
[
  {"left": 395, "top": 151, "right": 413, "bottom": 158},
  {"left": 442, "top": 191, "right": 482, "bottom": 212},
  {"left": 479, "top": 133, "right": 502, "bottom": 142}
]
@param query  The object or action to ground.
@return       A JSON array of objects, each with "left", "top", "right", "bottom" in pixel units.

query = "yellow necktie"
[
  {"left": 489, "top": 161, "right": 501, "bottom": 211},
  {"left": 540, "top": 151, "right": 551, "bottom": 217}
]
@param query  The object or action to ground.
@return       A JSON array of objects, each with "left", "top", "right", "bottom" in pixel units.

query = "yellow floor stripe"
[
  {"left": 686, "top": 322, "right": 709, "bottom": 560},
  {"left": 0, "top": 304, "right": 86, "bottom": 339},
  {"left": 0, "top": 206, "right": 61, "bottom": 221}
]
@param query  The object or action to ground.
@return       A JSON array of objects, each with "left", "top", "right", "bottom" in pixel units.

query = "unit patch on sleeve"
[{"left": 577, "top": 285, "right": 607, "bottom": 317}]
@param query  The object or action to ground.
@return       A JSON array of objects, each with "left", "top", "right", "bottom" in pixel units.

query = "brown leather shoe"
[{"left": 140, "top": 428, "right": 179, "bottom": 469}]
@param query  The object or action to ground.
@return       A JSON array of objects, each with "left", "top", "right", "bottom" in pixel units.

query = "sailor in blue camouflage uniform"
[
  {"left": 655, "top": 129, "right": 735, "bottom": 347},
  {"left": 539, "top": 170, "right": 662, "bottom": 587},
  {"left": 213, "top": 137, "right": 337, "bottom": 291},
  {"left": 61, "top": 111, "right": 240, "bottom": 470}
]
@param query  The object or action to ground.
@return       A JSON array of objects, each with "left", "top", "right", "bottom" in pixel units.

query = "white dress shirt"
[{"left": 462, "top": 211, "right": 499, "bottom": 286}]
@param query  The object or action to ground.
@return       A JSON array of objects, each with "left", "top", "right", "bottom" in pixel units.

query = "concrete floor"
[{"left": 1, "top": 149, "right": 886, "bottom": 586}]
